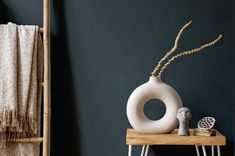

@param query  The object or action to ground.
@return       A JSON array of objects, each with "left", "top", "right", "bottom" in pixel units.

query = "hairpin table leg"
[
  {"left": 128, "top": 145, "right": 132, "bottom": 156},
  {"left": 195, "top": 145, "right": 200, "bottom": 156},
  {"left": 202, "top": 145, "right": 207, "bottom": 156},
  {"left": 141, "top": 145, "right": 146, "bottom": 156},
  {"left": 144, "top": 145, "right": 149, "bottom": 156},
  {"left": 211, "top": 146, "right": 214, "bottom": 156},
  {"left": 217, "top": 146, "right": 221, "bottom": 156}
]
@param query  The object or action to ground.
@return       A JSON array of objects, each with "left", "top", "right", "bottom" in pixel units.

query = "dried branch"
[
  {"left": 151, "top": 20, "right": 192, "bottom": 76},
  {"left": 157, "top": 34, "right": 222, "bottom": 77}
]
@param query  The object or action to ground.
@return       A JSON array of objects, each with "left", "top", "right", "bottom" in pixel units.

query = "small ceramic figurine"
[{"left": 177, "top": 107, "right": 191, "bottom": 136}]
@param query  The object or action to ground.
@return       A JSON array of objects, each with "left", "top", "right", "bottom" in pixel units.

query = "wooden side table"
[{"left": 126, "top": 128, "right": 226, "bottom": 156}]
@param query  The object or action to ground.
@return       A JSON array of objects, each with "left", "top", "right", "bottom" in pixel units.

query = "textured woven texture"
[{"left": 0, "top": 22, "right": 43, "bottom": 156}]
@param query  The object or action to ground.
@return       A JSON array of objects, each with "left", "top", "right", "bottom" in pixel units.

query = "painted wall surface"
[{"left": 0, "top": 0, "right": 234, "bottom": 155}]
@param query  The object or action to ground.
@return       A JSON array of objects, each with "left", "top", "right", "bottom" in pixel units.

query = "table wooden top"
[{"left": 126, "top": 128, "right": 226, "bottom": 146}]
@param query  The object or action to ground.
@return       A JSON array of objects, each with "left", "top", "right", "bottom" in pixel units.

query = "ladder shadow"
[
  {"left": 0, "top": 0, "right": 11, "bottom": 23},
  {"left": 51, "top": 0, "right": 81, "bottom": 156}
]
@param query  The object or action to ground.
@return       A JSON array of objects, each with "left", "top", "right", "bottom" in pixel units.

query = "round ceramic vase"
[{"left": 127, "top": 76, "right": 183, "bottom": 133}]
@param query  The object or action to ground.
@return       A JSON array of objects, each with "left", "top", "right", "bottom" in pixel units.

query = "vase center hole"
[{"left": 144, "top": 99, "right": 166, "bottom": 121}]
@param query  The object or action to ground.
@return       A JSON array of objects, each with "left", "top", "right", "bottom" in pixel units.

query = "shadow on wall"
[
  {"left": 0, "top": 0, "right": 11, "bottom": 23},
  {"left": 51, "top": 0, "right": 81, "bottom": 156}
]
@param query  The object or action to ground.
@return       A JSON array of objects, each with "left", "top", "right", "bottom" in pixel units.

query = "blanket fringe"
[{"left": 0, "top": 109, "right": 38, "bottom": 147}]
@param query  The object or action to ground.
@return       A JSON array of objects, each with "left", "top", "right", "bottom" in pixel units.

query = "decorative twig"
[
  {"left": 151, "top": 20, "right": 192, "bottom": 76},
  {"left": 157, "top": 34, "right": 222, "bottom": 77}
]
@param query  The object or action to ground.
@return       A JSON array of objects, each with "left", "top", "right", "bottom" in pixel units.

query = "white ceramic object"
[
  {"left": 127, "top": 76, "right": 183, "bottom": 133},
  {"left": 197, "top": 117, "right": 216, "bottom": 130}
]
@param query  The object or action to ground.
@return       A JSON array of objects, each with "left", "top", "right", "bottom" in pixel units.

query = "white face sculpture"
[{"left": 177, "top": 107, "right": 191, "bottom": 123}]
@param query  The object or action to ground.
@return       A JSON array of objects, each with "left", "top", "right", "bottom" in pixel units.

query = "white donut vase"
[{"left": 127, "top": 76, "right": 183, "bottom": 133}]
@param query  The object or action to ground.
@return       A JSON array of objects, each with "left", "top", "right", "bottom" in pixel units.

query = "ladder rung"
[
  {"left": 40, "top": 82, "right": 44, "bottom": 87},
  {"left": 39, "top": 28, "right": 44, "bottom": 33},
  {"left": 9, "top": 137, "right": 44, "bottom": 143}
]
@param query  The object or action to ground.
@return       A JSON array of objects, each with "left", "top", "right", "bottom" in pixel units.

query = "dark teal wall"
[{"left": 1, "top": 0, "right": 234, "bottom": 155}]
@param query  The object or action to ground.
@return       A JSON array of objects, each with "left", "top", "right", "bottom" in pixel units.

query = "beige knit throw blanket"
[{"left": 0, "top": 23, "right": 43, "bottom": 156}]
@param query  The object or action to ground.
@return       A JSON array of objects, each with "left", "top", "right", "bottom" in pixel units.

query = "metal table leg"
[
  {"left": 211, "top": 146, "right": 214, "bottom": 156},
  {"left": 217, "top": 146, "right": 221, "bottom": 156},
  {"left": 128, "top": 145, "right": 132, "bottom": 156},
  {"left": 195, "top": 145, "right": 200, "bottom": 156},
  {"left": 141, "top": 145, "right": 146, "bottom": 156},
  {"left": 202, "top": 145, "right": 207, "bottom": 156},
  {"left": 144, "top": 145, "right": 149, "bottom": 156},
  {"left": 128, "top": 144, "right": 221, "bottom": 156}
]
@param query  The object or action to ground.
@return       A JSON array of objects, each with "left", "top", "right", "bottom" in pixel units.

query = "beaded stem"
[
  {"left": 157, "top": 34, "right": 222, "bottom": 77},
  {"left": 151, "top": 20, "right": 192, "bottom": 76}
]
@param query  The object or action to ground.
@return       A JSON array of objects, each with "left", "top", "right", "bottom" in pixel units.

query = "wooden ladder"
[{"left": 10, "top": 0, "right": 51, "bottom": 156}]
